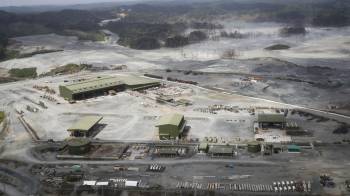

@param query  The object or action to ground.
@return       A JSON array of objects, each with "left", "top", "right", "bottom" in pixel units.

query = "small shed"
[
  {"left": 83, "top": 181, "right": 96, "bottom": 186},
  {"left": 208, "top": 145, "right": 234, "bottom": 157},
  {"left": 125, "top": 181, "right": 139, "bottom": 187},
  {"left": 273, "top": 144, "right": 283, "bottom": 153},
  {"left": 287, "top": 144, "right": 301, "bottom": 152},
  {"left": 247, "top": 141, "right": 261, "bottom": 153},
  {"left": 198, "top": 143, "right": 209, "bottom": 153}
]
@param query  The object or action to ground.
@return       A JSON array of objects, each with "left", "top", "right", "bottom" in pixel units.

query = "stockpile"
[
  {"left": 147, "top": 164, "right": 165, "bottom": 172},
  {"left": 320, "top": 174, "right": 335, "bottom": 188},
  {"left": 273, "top": 180, "right": 311, "bottom": 192},
  {"left": 144, "top": 74, "right": 163, "bottom": 79},
  {"left": 194, "top": 105, "right": 243, "bottom": 114},
  {"left": 40, "top": 95, "right": 57, "bottom": 102},
  {"left": 33, "top": 85, "right": 56, "bottom": 94},
  {"left": 229, "top": 184, "right": 273, "bottom": 192},
  {"left": 167, "top": 77, "right": 198, "bottom": 85}
]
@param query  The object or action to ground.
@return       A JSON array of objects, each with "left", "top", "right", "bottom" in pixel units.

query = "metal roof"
[
  {"left": 208, "top": 145, "right": 233, "bottom": 154},
  {"left": 63, "top": 77, "right": 124, "bottom": 94},
  {"left": 117, "top": 75, "right": 159, "bottom": 86},
  {"left": 156, "top": 113, "right": 184, "bottom": 127},
  {"left": 258, "top": 113, "right": 286, "bottom": 123},
  {"left": 198, "top": 143, "right": 208, "bottom": 150},
  {"left": 125, "top": 181, "right": 138, "bottom": 187},
  {"left": 287, "top": 144, "right": 301, "bottom": 151},
  {"left": 96, "top": 182, "right": 109, "bottom": 186},
  {"left": 68, "top": 116, "right": 103, "bottom": 132},
  {"left": 67, "top": 138, "right": 91, "bottom": 146},
  {"left": 83, "top": 181, "right": 96, "bottom": 186}
]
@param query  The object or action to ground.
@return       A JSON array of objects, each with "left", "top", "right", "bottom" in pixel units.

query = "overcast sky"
[{"left": 0, "top": 0, "right": 140, "bottom": 7}]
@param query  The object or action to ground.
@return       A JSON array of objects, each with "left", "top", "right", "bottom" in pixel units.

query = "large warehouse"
[
  {"left": 59, "top": 75, "right": 160, "bottom": 101},
  {"left": 118, "top": 75, "right": 161, "bottom": 90},
  {"left": 156, "top": 114, "right": 186, "bottom": 140},
  {"left": 59, "top": 77, "right": 125, "bottom": 101}
]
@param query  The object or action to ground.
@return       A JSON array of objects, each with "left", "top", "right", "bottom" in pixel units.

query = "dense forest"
[{"left": 0, "top": 0, "right": 349, "bottom": 59}]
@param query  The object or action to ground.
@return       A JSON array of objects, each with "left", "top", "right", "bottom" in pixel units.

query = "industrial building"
[
  {"left": 247, "top": 141, "right": 261, "bottom": 153},
  {"left": 59, "top": 75, "right": 160, "bottom": 101},
  {"left": 67, "top": 116, "right": 103, "bottom": 137},
  {"left": 66, "top": 138, "right": 91, "bottom": 155},
  {"left": 208, "top": 145, "right": 234, "bottom": 157},
  {"left": 257, "top": 113, "right": 286, "bottom": 129},
  {"left": 156, "top": 147, "right": 187, "bottom": 157},
  {"left": 117, "top": 75, "right": 161, "bottom": 90},
  {"left": 156, "top": 114, "right": 186, "bottom": 140},
  {"left": 59, "top": 77, "right": 126, "bottom": 101}
]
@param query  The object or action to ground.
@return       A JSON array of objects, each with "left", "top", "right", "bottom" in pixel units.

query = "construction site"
[
  {"left": 0, "top": 1, "right": 349, "bottom": 193},
  {"left": 0, "top": 69, "right": 349, "bottom": 196}
]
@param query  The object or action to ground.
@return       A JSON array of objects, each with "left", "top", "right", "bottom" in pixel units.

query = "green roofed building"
[
  {"left": 208, "top": 145, "right": 234, "bottom": 157},
  {"left": 156, "top": 114, "right": 186, "bottom": 140},
  {"left": 59, "top": 75, "right": 160, "bottom": 101},
  {"left": 68, "top": 116, "right": 103, "bottom": 137},
  {"left": 67, "top": 138, "right": 91, "bottom": 155},
  {"left": 258, "top": 113, "right": 286, "bottom": 129},
  {"left": 59, "top": 77, "right": 125, "bottom": 101},
  {"left": 117, "top": 75, "right": 161, "bottom": 90},
  {"left": 287, "top": 144, "right": 301, "bottom": 153},
  {"left": 198, "top": 143, "right": 209, "bottom": 153}
]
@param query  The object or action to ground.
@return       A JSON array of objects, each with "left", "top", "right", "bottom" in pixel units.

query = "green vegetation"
[
  {"left": 190, "top": 22, "right": 223, "bottom": 29},
  {"left": 1, "top": 48, "right": 63, "bottom": 62},
  {"left": 280, "top": 27, "right": 306, "bottom": 36},
  {"left": 165, "top": 36, "right": 189, "bottom": 48},
  {"left": 188, "top": 31, "right": 207, "bottom": 43},
  {"left": 41, "top": 63, "right": 92, "bottom": 76},
  {"left": 0, "top": 9, "right": 104, "bottom": 61},
  {"left": 3, "top": 50, "right": 20, "bottom": 61},
  {"left": 8, "top": 67, "right": 37, "bottom": 78},
  {"left": 106, "top": 22, "right": 185, "bottom": 49},
  {"left": 313, "top": 9, "right": 349, "bottom": 27},
  {"left": 129, "top": 37, "right": 161, "bottom": 50},
  {"left": 18, "top": 49, "right": 64, "bottom": 58},
  {"left": 62, "top": 30, "right": 106, "bottom": 42},
  {"left": 0, "top": 111, "right": 5, "bottom": 124},
  {"left": 220, "top": 31, "right": 247, "bottom": 39},
  {"left": 0, "top": 77, "right": 19, "bottom": 84},
  {"left": 0, "top": 32, "right": 10, "bottom": 61},
  {"left": 265, "top": 44, "right": 291, "bottom": 50},
  {"left": 0, "top": 1, "right": 348, "bottom": 53}
]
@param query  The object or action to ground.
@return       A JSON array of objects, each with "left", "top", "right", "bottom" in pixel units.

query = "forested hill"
[{"left": 0, "top": 0, "right": 349, "bottom": 59}]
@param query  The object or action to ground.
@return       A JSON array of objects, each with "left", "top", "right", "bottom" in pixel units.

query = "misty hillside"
[{"left": 0, "top": 0, "right": 349, "bottom": 59}]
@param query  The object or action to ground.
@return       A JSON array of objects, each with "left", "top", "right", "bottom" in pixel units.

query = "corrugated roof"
[
  {"left": 199, "top": 143, "right": 208, "bottom": 149},
  {"left": 208, "top": 145, "right": 233, "bottom": 154},
  {"left": 67, "top": 138, "right": 91, "bottom": 146},
  {"left": 258, "top": 113, "right": 286, "bottom": 123},
  {"left": 68, "top": 116, "right": 103, "bottom": 132},
  {"left": 117, "top": 75, "right": 159, "bottom": 86},
  {"left": 156, "top": 113, "right": 184, "bottom": 127},
  {"left": 287, "top": 144, "right": 301, "bottom": 150},
  {"left": 63, "top": 77, "right": 123, "bottom": 94}
]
